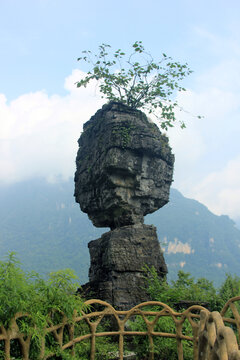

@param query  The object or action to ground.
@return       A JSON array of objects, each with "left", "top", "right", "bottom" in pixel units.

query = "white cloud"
[
  {"left": 192, "top": 156, "right": 240, "bottom": 218},
  {"left": 1, "top": 55, "right": 240, "bottom": 223},
  {"left": 166, "top": 55, "right": 240, "bottom": 219},
  {"left": 0, "top": 70, "right": 104, "bottom": 184}
]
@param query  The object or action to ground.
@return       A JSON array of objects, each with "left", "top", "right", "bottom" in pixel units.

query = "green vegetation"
[
  {"left": 77, "top": 41, "right": 195, "bottom": 130},
  {"left": 0, "top": 252, "right": 119, "bottom": 359},
  {"left": 0, "top": 252, "right": 87, "bottom": 328},
  {"left": 218, "top": 273, "right": 240, "bottom": 308},
  {"left": 144, "top": 266, "right": 220, "bottom": 310},
  {"left": 144, "top": 266, "right": 240, "bottom": 311},
  {"left": 1, "top": 179, "right": 240, "bottom": 286},
  {"left": 0, "top": 252, "right": 86, "bottom": 358},
  {"left": 127, "top": 267, "right": 240, "bottom": 360},
  {"left": 112, "top": 123, "right": 135, "bottom": 148},
  {"left": 129, "top": 314, "right": 193, "bottom": 360},
  {"left": 0, "top": 253, "right": 239, "bottom": 359}
]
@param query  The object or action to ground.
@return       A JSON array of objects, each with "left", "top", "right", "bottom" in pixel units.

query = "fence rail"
[{"left": 1, "top": 297, "right": 240, "bottom": 359}]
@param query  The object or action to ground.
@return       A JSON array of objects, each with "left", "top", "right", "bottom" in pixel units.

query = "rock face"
[
  {"left": 84, "top": 224, "right": 167, "bottom": 310},
  {"left": 74, "top": 101, "right": 174, "bottom": 309},
  {"left": 74, "top": 101, "right": 174, "bottom": 229}
]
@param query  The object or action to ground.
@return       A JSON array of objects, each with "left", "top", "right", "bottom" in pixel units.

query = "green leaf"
[{"left": 76, "top": 41, "right": 201, "bottom": 130}]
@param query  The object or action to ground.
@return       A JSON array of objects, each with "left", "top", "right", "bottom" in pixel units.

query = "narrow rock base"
[{"left": 82, "top": 224, "right": 167, "bottom": 310}]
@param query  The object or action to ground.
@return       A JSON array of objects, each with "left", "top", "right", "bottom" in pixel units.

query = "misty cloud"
[
  {"left": 0, "top": 70, "right": 104, "bottom": 184},
  {"left": 1, "top": 60, "right": 240, "bottom": 220}
]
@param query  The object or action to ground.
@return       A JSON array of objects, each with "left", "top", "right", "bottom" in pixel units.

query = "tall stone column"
[{"left": 74, "top": 101, "right": 174, "bottom": 310}]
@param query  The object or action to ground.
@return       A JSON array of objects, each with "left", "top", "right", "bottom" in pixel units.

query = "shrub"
[
  {"left": 76, "top": 41, "right": 199, "bottom": 130},
  {"left": 0, "top": 252, "right": 87, "bottom": 358}
]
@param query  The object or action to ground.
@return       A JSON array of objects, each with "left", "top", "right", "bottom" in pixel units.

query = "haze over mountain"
[{"left": 0, "top": 178, "right": 239, "bottom": 286}]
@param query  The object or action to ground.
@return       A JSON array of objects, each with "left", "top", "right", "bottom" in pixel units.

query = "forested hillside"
[
  {"left": 146, "top": 191, "right": 240, "bottom": 285},
  {"left": 0, "top": 179, "right": 106, "bottom": 283},
  {"left": 0, "top": 178, "right": 239, "bottom": 285}
]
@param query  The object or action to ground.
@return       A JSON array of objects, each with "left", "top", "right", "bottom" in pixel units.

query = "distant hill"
[
  {"left": 0, "top": 178, "right": 106, "bottom": 283},
  {"left": 234, "top": 217, "right": 240, "bottom": 230},
  {"left": 146, "top": 191, "right": 240, "bottom": 285},
  {"left": 0, "top": 178, "right": 239, "bottom": 286}
]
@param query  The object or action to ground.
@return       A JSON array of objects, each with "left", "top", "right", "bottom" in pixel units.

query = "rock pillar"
[{"left": 74, "top": 101, "right": 174, "bottom": 309}]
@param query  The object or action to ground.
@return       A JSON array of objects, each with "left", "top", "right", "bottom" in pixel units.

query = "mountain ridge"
[{"left": 0, "top": 178, "right": 239, "bottom": 286}]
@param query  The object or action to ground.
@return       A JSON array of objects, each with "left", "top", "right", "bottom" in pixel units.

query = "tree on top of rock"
[{"left": 76, "top": 41, "right": 200, "bottom": 130}]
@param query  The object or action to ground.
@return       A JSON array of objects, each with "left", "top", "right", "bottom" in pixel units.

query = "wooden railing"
[{"left": 1, "top": 297, "right": 240, "bottom": 359}]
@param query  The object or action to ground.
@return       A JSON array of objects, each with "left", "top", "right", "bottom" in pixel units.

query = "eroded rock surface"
[
  {"left": 74, "top": 102, "right": 174, "bottom": 229},
  {"left": 82, "top": 224, "right": 167, "bottom": 310},
  {"left": 75, "top": 102, "right": 174, "bottom": 309}
]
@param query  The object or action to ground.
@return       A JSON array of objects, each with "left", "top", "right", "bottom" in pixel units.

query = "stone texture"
[
  {"left": 74, "top": 101, "right": 174, "bottom": 309},
  {"left": 82, "top": 224, "right": 167, "bottom": 310},
  {"left": 74, "top": 101, "right": 174, "bottom": 229}
]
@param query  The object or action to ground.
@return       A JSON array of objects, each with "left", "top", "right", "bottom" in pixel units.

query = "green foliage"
[
  {"left": 0, "top": 252, "right": 86, "bottom": 328},
  {"left": 31, "top": 268, "right": 86, "bottom": 323},
  {"left": 129, "top": 268, "right": 240, "bottom": 359},
  {"left": 71, "top": 334, "right": 119, "bottom": 360},
  {"left": 144, "top": 267, "right": 240, "bottom": 313},
  {"left": 0, "top": 252, "right": 32, "bottom": 325},
  {"left": 0, "top": 252, "right": 88, "bottom": 358},
  {"left": 143, "top": 266, "right": 220, "bottom": 310},
  {"left": 171, "top": 270, "right": 219, "bottom": 309},
  {"left": 129, "top": 313, "right": 193, "bottom": 360},
  {"left": 0, "top": 253, "right": 124, "bottom": 359},
  {"left": 42, "top": 321, "right": 119, "bottom": 360},
  {"left": 77, "top": 41, "right": 195, "bottom": 130},
  {"left": 1, "top": 252, "right": 240, "bottom": 359},
  {"left": 112, "top": 123, "right": 135, "bottom": 148},
  {"left": 218, "top": 273, "right": 240, "bottom": 309}
]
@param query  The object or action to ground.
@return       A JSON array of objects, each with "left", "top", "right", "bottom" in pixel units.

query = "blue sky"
[{"left": 0, "top": 0, "right": 240, "bottom": 221}]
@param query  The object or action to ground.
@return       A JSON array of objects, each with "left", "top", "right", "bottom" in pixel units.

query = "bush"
[
  {"left": 0, "top": 252, "right": 88, "bottom": 358},
  {"left": 1, "top": 253, "right": 240, "bottom": 359},
  {"left": 127, "top": 267, "right": 240, "bottom": 359},
  {"left": 128, "top": 308, "right": 193, "bottom": 360},
  {"left": 143, "top": 266, "right": 220, "bottom": 310},
  {"left": 76, "top": 41, "right": 198, "bottom": 130}
]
